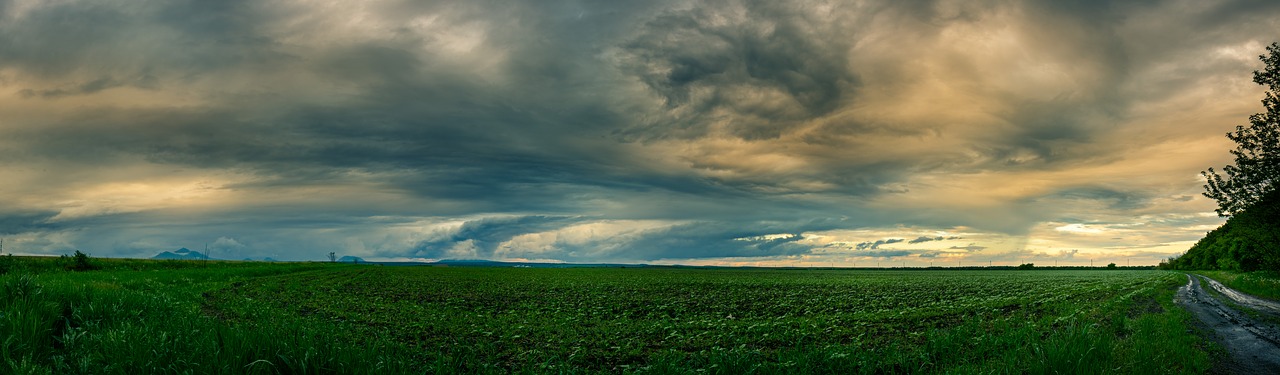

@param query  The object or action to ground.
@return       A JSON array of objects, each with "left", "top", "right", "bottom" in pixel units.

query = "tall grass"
[
  {"left": 0, "top": 260, "right": 419, "bottom": 374},
  {"left": 1196, "top": 270, "right": 1280, "bottom": 301}
]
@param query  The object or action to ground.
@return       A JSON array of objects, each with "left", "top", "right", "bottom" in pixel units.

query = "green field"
[{"left": 1, "top": 258, "right": 1212, "bottom": 374}]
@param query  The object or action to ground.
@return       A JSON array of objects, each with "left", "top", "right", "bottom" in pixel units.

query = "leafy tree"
[
  {"left": 1167, "top": 188, "right": 1280, "bottom": 271},
  {"left": 64, "top": 250, "right": 99, "bottom": 271},
  {"left": 1202, "top": 42, "right": 1280, "bottom": 217}
]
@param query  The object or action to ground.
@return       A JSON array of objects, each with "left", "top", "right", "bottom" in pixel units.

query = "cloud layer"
[{"left": 1, "top": 0, "right": 1276, "bottom": 265}]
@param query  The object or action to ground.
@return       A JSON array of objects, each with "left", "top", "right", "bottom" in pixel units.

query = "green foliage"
[
  {"left": 0, "top": 254, "right": 18, "bottom": 275},
  {"left": 64, "top": 251, "right": 99, "bottom": 272},
  {"left": 1167, "top": 189, "right": 1280, "bottom": 271},
  {"left": 0, "top": 255, "right": 290, "bottom": 274},
  {"left": 1017, "top": 263, "right": 1035, "bottom": 270},
  {"left": 1, "top": 264, "right": 1213, "bottom": 373},
  {"left": 1203, "top": 42, "right": 1280, "bottom": 217},
  {"left": 1195, "top": 270, "right": 1280, "bottom": 301},
  {"left": 1, "top": 263, "right": 412, "bottom": 374},
  {"left": 208, "top": 267, "right": 1201, "bottom": 373},
  {"left": 56, "top": 251, "right": 100, "bottom": 272}
]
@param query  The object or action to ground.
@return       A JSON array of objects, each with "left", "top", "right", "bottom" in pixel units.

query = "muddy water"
[{"left": 1175, "top": 274, "right": 1280, "bottom": 374}]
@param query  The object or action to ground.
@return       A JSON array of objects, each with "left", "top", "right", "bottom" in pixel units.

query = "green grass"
[
  {"left": 1194, "top": 270, "right": 1280, "bottom": 301},
  {"left": 1, "top": 257, "right": 1212, "bottom": 374},
  {"left": 1, "top": 259, "right": 419, "bottom": 374}
]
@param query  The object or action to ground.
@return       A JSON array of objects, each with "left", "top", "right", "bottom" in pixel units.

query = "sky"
[{"left": 1, "top": 0, "right": 1278, "bottom": 266}]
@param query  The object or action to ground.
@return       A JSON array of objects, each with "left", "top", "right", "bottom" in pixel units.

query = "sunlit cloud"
[
  {"left": 1055, "top": 224, "right": 1104, "bottom": 234},
  {"left": 0, "top": 0, "right": 1273, "bottom": 264}
]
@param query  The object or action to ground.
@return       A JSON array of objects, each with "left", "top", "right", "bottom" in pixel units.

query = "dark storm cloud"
[
  {"left": 617, "top": 1, "right": 862, "bottom": 140},
  {"left": 492, "top": 218, "right": 859, "bottom": 262},
  {"left": 0, "top": 211, "right": 60, "bottom": 236},
  {"left": 859, "top": 250, "right": 916, "bottom": 259},
  {"left": 610, "top": 0, "right": 1136, "bottom": 162},
  {"left": 0, "top": 0, "right": 282, "bottom": 89},
  {"left": 0, "top": 0, "right": 758, "bottom": 216},
  {"left": 1038, "top": 188, "right": 1152, "bottom": 211},
  {"left": 18, "top": 76, "right": 129, "bottom": 99},
  {"left": 411, "top": 216, "right": 583, "bottom": 259},
  {"left": 906, "top": 236, "right": 957, "bottom": 244},
  {"left": 0, "top": 0, "right": 1274, "bottom": 262},
  {"left": 855, "top": 238, "right": 904, "bottom": 251},
  {"left": 609, "top": 223, "right": 813, "bottom": 260}
]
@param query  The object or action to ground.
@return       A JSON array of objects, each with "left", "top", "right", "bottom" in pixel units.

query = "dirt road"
[{"left": 1175, "top": 274, "right": 1280, "bottom": 374}]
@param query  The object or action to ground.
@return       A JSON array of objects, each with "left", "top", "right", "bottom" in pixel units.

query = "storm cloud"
[
  {"left": 0, "top": 0, "right": 1273, "bottom": 265},
  {"left": 855, "top": 238, "right": 905, "bottom": 251},
  {"left": 908, "top": 236, "right": 959, "bottom": 244}
]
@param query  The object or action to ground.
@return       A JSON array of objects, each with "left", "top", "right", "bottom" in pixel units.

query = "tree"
[
  {"left": 64, "top": 250, "right": 99, "bottom": 271},
  {"left": 1203, "top": 42, "right": 1280, "bottom": 217},
  {"left": 328, "top": 252, "right": 336, "bottom": 262}
]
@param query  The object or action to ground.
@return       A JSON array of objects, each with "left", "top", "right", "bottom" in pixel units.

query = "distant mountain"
[
  {"left": 416, "top": 259, "right": 646, "bottom": 268},
  {"left": 434, "top": 259, "right": 505, "bottom": 265},
  {"left": 336, "top": 256, "right": 365, "bottom": 263},
  {"left": 152, "top": 248, "right": 209, "bottom": 260}
]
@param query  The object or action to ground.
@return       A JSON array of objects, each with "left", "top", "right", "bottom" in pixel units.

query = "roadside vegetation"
[
  {"left": 1192, "top": 270, "right": 1280, "bottom": 301},
  {"left": 2, "top": 255, "right": 1211, "bottom": 374},
  {"left": 1165, "top": 42, "right": 1280, "bottom": 273},
  {"left": 1163, "top": 189, "right": 1280, "bottom": 272}
]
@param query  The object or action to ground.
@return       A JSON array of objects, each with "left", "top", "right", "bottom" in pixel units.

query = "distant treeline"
[
  {"left": 1162, "top": 190, "right": 1280, "bottom": 271},
  {"left": 0, "top": 254, "right": 345, "bottom": 276}
]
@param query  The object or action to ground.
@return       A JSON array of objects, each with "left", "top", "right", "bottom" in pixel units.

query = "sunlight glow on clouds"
[
  {"left": 1055, "top": 224, "right": 1104, "bottom": 234},
  {"left": 1, "top": 0, "right": 1275, "bottom": 265}
]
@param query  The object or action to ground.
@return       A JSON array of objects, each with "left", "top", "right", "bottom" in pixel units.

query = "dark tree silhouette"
[
  {"left": 1203, "top": 42, "right": 1280, "bottom": 217},
  {"left": 65, "top": 250, "right": 99, "bottom": 271}
]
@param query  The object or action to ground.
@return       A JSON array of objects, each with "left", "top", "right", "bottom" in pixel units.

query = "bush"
[
  {"left": 63, "top": 251, "right": 99, "bottom": 272},
  {"left": 0, "top": 254, "right": 16, "bottom": 275},
  {"left": 1167, "top": 189, "right": 1280, "bottom": 271}
]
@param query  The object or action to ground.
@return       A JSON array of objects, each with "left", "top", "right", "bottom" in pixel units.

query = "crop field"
[
  {"left": 207, "top": 267, "right": 1208, "bottom": 373},
  {"left": 1, "top": 260, "right": 1212, "bottom": 374}
]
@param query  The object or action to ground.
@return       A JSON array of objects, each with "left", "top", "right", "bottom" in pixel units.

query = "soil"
[{"left": 1175, "top": 274, "right": 1280, "bottom": 374}]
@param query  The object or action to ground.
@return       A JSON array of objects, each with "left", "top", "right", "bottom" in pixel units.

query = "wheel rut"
[{"left": 1175, "top": 274, "right": 1280, "bottom": 374}]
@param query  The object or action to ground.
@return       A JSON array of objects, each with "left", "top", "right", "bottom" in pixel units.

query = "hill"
[
  {"left": 1166, "top": 190, "right": 1280, "bottom": 271},
  {"left": 152, "top": 248, "right": 209, "bottom": 260},
  {"left": 336, "top": 256, "right": 365, "bottom": 263}
]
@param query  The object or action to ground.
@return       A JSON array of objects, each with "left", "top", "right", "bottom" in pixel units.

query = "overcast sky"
[{"left": 2, "top": 0, "right": 1277, "bottom": 265}]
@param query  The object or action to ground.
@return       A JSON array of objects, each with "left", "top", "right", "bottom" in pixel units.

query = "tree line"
[{"left": 1163, "top": 42, "right": 1280, "bottom": 271}]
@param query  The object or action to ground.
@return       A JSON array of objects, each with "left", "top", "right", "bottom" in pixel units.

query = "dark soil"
[{"left": 1175, "top": 274, "right": 1280, "bottom": 374}]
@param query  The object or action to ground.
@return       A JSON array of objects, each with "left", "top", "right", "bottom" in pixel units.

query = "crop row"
[{"left": 206, "top": 268, "right": 1182, "bottom": 372}]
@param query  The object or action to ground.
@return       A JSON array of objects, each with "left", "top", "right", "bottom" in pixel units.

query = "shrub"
[
  {"left": 64, "top": 251, "right": 99, "bottom": 272},
  {"left": 0, "top": 254, "right": 16, "bottom": 275}
]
